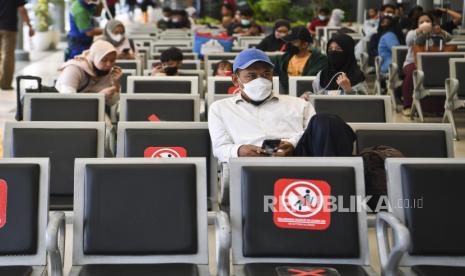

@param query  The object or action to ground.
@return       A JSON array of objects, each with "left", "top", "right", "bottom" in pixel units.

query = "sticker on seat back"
[
  {"left": 144, "top": 147, "right": 187, "bottom": 158},
  {"left": 273, "top": 178, "right": 331, "bottom": 230},
  {"left": 147, "top": 114, "right": 161, "bottom": 122},
  {"left": 276, "top": 266, "right": 340, "bottom": 276},
  {"left": 0, "top": 179, "right": 7, "bottom": 229}
]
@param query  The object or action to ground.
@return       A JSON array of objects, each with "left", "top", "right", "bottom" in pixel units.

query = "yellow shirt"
[{"left": 287, "top": 53, "right": 311, "bottom": 76}]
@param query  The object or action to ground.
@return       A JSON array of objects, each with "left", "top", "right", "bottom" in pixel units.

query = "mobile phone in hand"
[{"left": 261, "top": 139, "right": 281, "bottom": 156}]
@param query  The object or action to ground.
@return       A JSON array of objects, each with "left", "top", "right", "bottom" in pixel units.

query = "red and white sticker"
[
  {"left": 276, "top": 266, "right": 340, "bottom": 276},
  {"left": 147, "top": 114, "right": 161, "bottom": 122},
  {"left": 144, "top": 147, "right": 187, "bottom": 158},
  {"left": 273, "top": 179, "right": 331, "bottom": 230},
  {"left": 0, "top": 179, "right": 7, "bottom": 229}
]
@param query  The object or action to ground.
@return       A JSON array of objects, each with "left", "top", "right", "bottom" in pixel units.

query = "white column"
[
  {"left": 357, "top": 0, "right": 367, "bottom": 24},
  {"left": 417, "top": 0, "right": 434, "bottom": 12}
]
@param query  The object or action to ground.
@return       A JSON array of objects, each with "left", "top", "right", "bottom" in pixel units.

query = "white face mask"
[
  {"left": 238, "top": 77, "right": 273, "bottom": 102},
  {"left": 110, "top": 33, "right": 123, "bottom": 43}
]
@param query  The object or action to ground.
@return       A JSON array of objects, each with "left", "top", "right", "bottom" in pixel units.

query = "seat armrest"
[
  {"left": 376, "top": 212, "right": 411, "bottom": 276},
  {"left": 46, "top": 211, "right": 66, "bottom": 276},
  {"left": 412, "top": 70, "right": 426, "bottom": 99},
  {"left": 445, "top": 78, "right": 460, "bottom": 110},
  {"left": 219, "top": 162, "right": 230, "bottom": 207},
  {"left": 215, "top": 211, "right": 231, "bottom": 276}
]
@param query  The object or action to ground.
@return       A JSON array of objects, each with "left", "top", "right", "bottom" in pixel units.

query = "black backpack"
[{"left": 360, "top": 145, "right": 404, "bottom": 211}]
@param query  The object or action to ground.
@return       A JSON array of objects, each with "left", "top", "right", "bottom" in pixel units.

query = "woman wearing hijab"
[
  {"left": 378, "top": 16, "right": 403, "bottom": 74},
  {"left": 55, "top": 40, "right": 122, "bottom": 106},
  {"left": 102, "top": 20, "right": 136, "bottom": 59},
  {"left": 255, "top": 19, "right": 290, "bottom": 52},
  {"left": 313, "top": 33, "right": 368, "bottom": 95}
]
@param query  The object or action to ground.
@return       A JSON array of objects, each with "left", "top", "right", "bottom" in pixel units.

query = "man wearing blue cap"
[{"left": 208, "top": 48, "right": 356, "bottom": 163}]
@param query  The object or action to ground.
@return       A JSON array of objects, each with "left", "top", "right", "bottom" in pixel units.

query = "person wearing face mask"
[
  {"left": 56, "top": 40, "right": 122, "bottom": 106},
  {"left": 367, "top": 4, "right": 401, "bottom": 64},
  {"left": 255, "top": 19, "right": 290, "bottom": 52},
  {"left": 378, "top": 16, "right": 402, "bottom": 74},
  {"left": 66, "top": 0, "right": 103, "bottom": 61},
  {"left": 157, "top": 7, "right": 172, "bottom": 30},
  {"left": 102, "top": 20, "right": 136, "bottom": 60},
  {"left": 170, "top": 10, "right": 191, "bottom": 29},
  {"left": 312, "top": 33, "right": 367, "bottom": 95},
  {"left": 227, "top": 7, "right": 261, "bottom": 36},
  {"left": 307, "top": 8, "right": 330, "bottom": 36},
  {"left": 151, "top": 47, "right": 184, "bottom": 76},
  {"left": 401, "top": 13, "right": 452, "bottom": 116},
  {"left": 272, "top": 26, "right": 327, "bottom": 94},
  {"left": 208, "top": 48, "right": 356, "bottom": 162}
]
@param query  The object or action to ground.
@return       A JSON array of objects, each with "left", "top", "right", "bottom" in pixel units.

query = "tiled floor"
[{"left": 4, "top": 46, "right": 465, "bottom": 275}]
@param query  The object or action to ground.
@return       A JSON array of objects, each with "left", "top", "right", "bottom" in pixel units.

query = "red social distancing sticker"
[
  {"left": 144, "top": 147, "right": 187, "bottom": 158},
  {"left": 273, "top": 179, "right": 331, "bottom": 230},
  {"left": 147, "top": 114, "right": 161, "bottom": 122},
  {"left": 276, "top": 266, "right": 340, "bottom": 276},
  {"left": 0, "top": 179, "right": 7, "bottom": 229}
]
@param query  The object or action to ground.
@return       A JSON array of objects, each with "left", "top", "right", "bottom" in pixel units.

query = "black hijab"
[
  {"left": 319, "top": 33, "right": 365, "bottom": 90},
  {"left": 255, "top": 19, "right": 290, "bottom": 52}
]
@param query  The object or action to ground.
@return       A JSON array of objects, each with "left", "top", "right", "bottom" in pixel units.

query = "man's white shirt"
[{"left": 208, "top": 93, "right": 316, "bottom": 162}]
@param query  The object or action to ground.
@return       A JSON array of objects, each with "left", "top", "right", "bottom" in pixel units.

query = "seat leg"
[
  {"left": 412, "top": 98, "right": 424, "bottom": 122},
  {"left": 446, "top": 109, "right": 459, "bottom": 140}
]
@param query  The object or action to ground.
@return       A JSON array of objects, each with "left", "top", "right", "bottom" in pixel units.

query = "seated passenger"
[
  {"left": 213, "top": 60, "right": 236, "bottom": 94},
  {"left": 272, "top": 26, "right": 328, "bottom": 94},
  {"left": 151, "top": 47, "right": 184, "bottom": 76},
  {"left": 255, "top": 19, "right": 290, "bottom": 52},
  {"left": 55, "top": 40, "right": 122, "bottom": 106},
  {"left": 378, "top": 16, "right": 402, "bottom": 74},
  {"left": 208, "top": 48, "right": 356, "bottom": 163},
  {"left": 312, "top": 33, "right": 368, "bottom": 95},
  {"left": 102, "top": 20, "right": 136, "bottom": 60}
]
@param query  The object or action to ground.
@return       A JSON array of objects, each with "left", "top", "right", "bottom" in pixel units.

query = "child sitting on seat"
[{"left": 213, "top": 60, "right": 236, "bottom": 94}]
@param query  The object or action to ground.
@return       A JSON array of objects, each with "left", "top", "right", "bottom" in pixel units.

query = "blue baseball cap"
[{"left": 233, "top": 48, "right": 274, "bottom": 73}]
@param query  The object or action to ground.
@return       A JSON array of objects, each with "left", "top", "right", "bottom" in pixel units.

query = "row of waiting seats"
[
  {"left": 21, "top": 92, "right": 394, "bottom": 123},
  {"left": 2, "top": 157, "right": 465, "bottom": 275},
  {"left": 2, "top": 120, "right": 454, "bottom": 211}
]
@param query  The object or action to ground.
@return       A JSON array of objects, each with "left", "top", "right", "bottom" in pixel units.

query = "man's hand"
[
  {"left": 272, "top": 141, "right": 294, "bottom": 157},
  {"left": 28, "top": 25, "right": 35, "bottom": 37},
  {"left": 238, "top": 144, "right": 266, "bottom": 157}
]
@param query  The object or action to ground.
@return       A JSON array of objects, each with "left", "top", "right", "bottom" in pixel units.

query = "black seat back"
[
  {"left": 9, "top": 127, "right": 101, "bottom": 208},
  {"left": 27, "top": 98, "right": 100, "bottom": 121},
  {"left": 394, "top": 47, "right": 408, "bottom": 78},
  {"left": 356, "top": 129, "right": 448, "bottom": 157},
  {"left": 214, "top": 80, "right": 234, "bottom": 95},
  {"left": 400, "top": 163, "right": 465, "bottom": 255},
  {"left": 241, "top": 166, "right": 360, "bottom": 258},
  {"left": 453, "top": 61, "right": 465, "bottom": 99},
  {"left": 420, "top": 54, "right": 465, "bottom": 88},
  {"left": 0, "top": 163, "right": 40, "bottom": 255},
  {"left": 132, "top": 79, "right": 193, "bottom": 94},
  {"left": 121, "top": 70, "right": 136, "bottom": 94},
  {"left": 83, "top": 163, "right": 198, "bottom": 254},
  {"left": 313, "top": 98, "right": 387, "bottom": 122},
  {"left": 124, "top": 98, "right": 196, "bottom": 122},
  {"left": 116, "top": 60, "right": 138, "bottom": 71},
  {"left": 296, "top": 80, "right": 315, "bottom": 97},
  {"left": 122, "top": 127, "right": 211, "bottom": 195}
]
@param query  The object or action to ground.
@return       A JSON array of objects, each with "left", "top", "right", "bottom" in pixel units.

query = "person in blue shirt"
[
  {"left": 378, "top": 16, "right": 403, "bottom": 74},
  {"left": 66, "top": 0, "right": 103, "bottom": 60}
]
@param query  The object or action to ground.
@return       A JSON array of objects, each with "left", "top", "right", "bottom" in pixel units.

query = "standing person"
[
  {"left": 272, "top": 26, "right": 327, "bottom": 94},
  {"left": 105, "top": 0, "right": 118, "bottom": 19},
  {"left": 66, "top": 0, "right": 103, "bottom": 61},
  {"left": 307, "top": 8, "right": 330, "bottom": 36},
  {"left": 126, "top": 0, "right": 137, "bottom": 19},
  {"left": 255, "top": 19, "right": 290, "bottom": 52},
  {"left": 0, "top": 1, "right": 35, "bottom": 90},
  {"left": 140, "top": 0, "right": 156, "bottom": 23}
]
